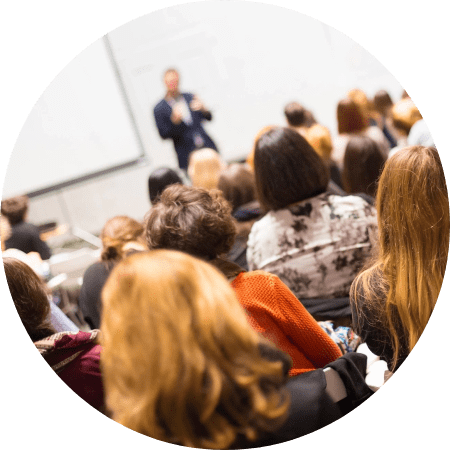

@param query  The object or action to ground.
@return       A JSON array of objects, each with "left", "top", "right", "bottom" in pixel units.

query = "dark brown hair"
[
  {"left": 218, "top": 163, "right": 256, "bottom": 211},
  {"left": 253, "top": 127, "right": 329, "bottom": 211},
  {"left": 373, "top": 90, "right": 394, "bottom": 116},
  {"left": 145, "top": 184, "right": 236, "bottom": 260},
  {"left": 1, "top": 195, "right": 29, "bottom": 225},
  {"left": 337, "top": 98, "right": 368, "bottom": 134},
  {"left": 342, "top": 136, "right": 387, "bottom": 197},
  {"left": 284, "top": 102, "right": 316, "bottom": 128},
  {"left": 148, "top": 167, "right": 183, "bottom": 204},
  {"left": 3, "top": 257, "right": 56, "bottom": 342}
]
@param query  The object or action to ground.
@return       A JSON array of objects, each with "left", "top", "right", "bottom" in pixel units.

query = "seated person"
[
  {"left": 187, "top": 147, "right": 226, "bottom": 190},
  {"left": 101, "top": 250, "right": 373, "bottom": 448},
  {"left": 247, "top": 127, "right": 378, "bottom": 323},
  {"left": 284, "top": 101, "right": 317, "bottom": 137},
  {"left": 145, "top": 184, "right": 342, "bottom": 376},
  {"left": 342, "top": 136, "right": 387, "bottom": 201},
  {"left": 79, "top": 216, "right": 147, "bottom": 330},
  {"left": 351, "top": 146, "right": 448, "bottom": 372},
  {"left": 305, "top": 124, "right": 342, "bottom": 188},
  {"left": 4, "top": 257, "right": 104, "bottom": 411},
  {"left": 1, "top": 195, "right": 51, "bottom": 260},
  {"left": 217, "top": 163, "right": 262, "bottom": 270},
  {"left": 148, "top": 167, "right": 183, "bottom": 205}
]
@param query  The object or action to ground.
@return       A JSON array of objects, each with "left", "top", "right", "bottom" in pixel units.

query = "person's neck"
[{"left": 166, "top": 90, "right": 180, "bottom": 101}]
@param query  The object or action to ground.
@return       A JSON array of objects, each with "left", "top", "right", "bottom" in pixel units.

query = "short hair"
[
  {"left": 253, "top": 127, "right": 329, "bottom": 211},
  {"left": 1, "top": 195, "right": 29, "bottom": 225},
  {"left": 284, "top": 102, "right": 316, "bottom": 128},
  {"left": 100, "top": 216, "right": 144, "bottom": 263},
  {"left": 337, "top": 98, "right": 367, "bottom": 134},
  {"left": 148, "top": 167, "right": 183, "bottom": 204},
  {"left": 145, "top": 184, "right": 236, "bottom": 260},
  {"left": 3, "top": 257, "right": 56, "bottom": 342},
  {"left": 217, "top": 163, "right": 256, "bottom": 211},
  {"left": 373, "top": 90, "right": 394, "bottom": 116},
  {"left": 391, "top": 99, "right": 422, "bottom": 135},
  {"left": 101, "top": 250, "right": 290, "bottom": 448},
  {"left": 342, "top": 136, "right": 387, "bottom": 197},
  {"left": 163, "top": 67, "right": 178, "bottom": 78},
  {"left": 187, "top": 148, "right": 225, "bottom": 191}
]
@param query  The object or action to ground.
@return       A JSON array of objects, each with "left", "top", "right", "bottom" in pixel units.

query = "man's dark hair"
[
  {"left": 148, "top": 167, "right": 183, "bottom": 204},
  {"left": 1, "top": 195, "right": 29, "bottom": 225}
]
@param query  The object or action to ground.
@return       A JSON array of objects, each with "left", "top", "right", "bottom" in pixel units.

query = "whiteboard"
[{"left": 2, "top": 38, "right": 143, "bottom": 198}]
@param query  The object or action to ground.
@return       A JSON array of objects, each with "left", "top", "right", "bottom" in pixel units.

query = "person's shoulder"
[
  {"left": 154, "top": 98, "right": 168, "bottom": 113},
  {"left": 82, "top": 260, "right": 111, "bottom": 281}
]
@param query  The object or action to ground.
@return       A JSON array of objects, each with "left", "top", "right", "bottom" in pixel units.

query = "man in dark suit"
[{"left": 153, "top": 68, "right": 217, "bottom": 170}]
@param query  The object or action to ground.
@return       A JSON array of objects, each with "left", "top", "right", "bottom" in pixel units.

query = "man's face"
[{"left": 164, "top": 71, "right": 179, "bottom": 94}]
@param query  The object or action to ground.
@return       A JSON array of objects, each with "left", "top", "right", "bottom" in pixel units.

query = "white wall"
[{"left": 3, "top": 2, "right": 403, "bottom": 235}]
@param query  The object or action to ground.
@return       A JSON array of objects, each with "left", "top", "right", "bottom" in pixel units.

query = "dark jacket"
[
  {"left": 5, "top": 221, "right": 52, "bottom": 260},
  {"left": 153, "top": 93, "right": 217, "bottom": 169},
  {"left": 232, "top": 352, "right": 373, "bottom": 448}
]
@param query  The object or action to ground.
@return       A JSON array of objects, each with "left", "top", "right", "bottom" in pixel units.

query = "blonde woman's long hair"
[
  {"left": 101, "top": 250, "right": 290, "bottom": 448},
  {"left": 351, "top": 146, "right": 449, "bottom": 370}
]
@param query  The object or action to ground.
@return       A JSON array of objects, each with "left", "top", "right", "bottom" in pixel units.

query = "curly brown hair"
[{"left": 145, "top": 185, "right": 236, "bottom": 260}]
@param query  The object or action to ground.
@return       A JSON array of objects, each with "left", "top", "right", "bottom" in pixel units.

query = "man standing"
[{"left": 153, "top": 68, "right": 218, "bottom": 170}]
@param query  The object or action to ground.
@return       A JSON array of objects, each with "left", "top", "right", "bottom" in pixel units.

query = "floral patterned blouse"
[{"left": 247, "top": 193, "right": 377, "bottom": 301}]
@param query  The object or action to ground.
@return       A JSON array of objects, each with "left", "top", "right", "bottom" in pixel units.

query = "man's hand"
[
  {"left": 170, "top": 104, "right": 183, "bottom": 124},
  {"left": 190, "top": 95, "right": 206, "bottom": 112}
]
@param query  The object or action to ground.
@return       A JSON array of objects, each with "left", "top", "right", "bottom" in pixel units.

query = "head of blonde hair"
[
  {"left": 351, "top": 146, "right": 449, "bottom": 370},
  {"left": 391, "top": 98, "right": 422, "bottom": 136},
  {"left": 101, "top": 250, "right": 290, "bottom": 448},
  {"left": 187, "top": 148, "right": 226, "bottom": 190},
  {"left": 305, "top": 124, "right": 333, "bottom": 161}
]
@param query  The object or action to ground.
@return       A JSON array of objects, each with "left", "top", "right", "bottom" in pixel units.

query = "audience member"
[
  {"left": 247, "top": 127, "right": 377, "bottom": 322},
  {"left": 389, "top": 98, "right": 423, "bottom": 156},
  {"left": 217, "top": 163, "right": 262, "bottom": 270},
  {"left": 333, "top": 98, "right": 390, "bottom": 168},
  {"left": 1, "top": 213, "right": 47, "bottom": 276},
  {"left": 79, "top": 216, "right": 146, "bottom": 329},
  {"left": 148, "top": 167, "right": 183, "bottom": 205},
  {"left": 284, "top": 101, "right": 316, "bottom": 136},
  {"left": 101, "top": 250, "right": 372, "bottom": 448},
  {"left": 372, "top": 89, "right": 398, "bottom": 148},
  {"left": 1, "top": 215, "right": 78, "bottom": 333},
  {"left": 305, "top": 124, "right": 342, "bottom": 188},
  {"left": 187, "top": 147, "right": 226, "bottom": 190},
  {"left": 4, "top": 257, "right": 104, "bottom": 411},
  {"left": 145, "top": 184, "right": 342, "bottom": 376},
  {"left": 351, "top": 146, "right": 448, "bottom": 372},
  {"left": 1, "top": 195, "right": 51, "bottom": 260},
  {"left": 342, "top": 136, "right": 387, "bottom": 199}
]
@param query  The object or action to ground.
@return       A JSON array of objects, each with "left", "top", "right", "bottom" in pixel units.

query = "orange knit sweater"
[{"left": 231, "top": 271, "right": 342, "bottom": 376}]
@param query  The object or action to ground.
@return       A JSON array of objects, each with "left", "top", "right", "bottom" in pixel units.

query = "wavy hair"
[
  {"left": 100, "top": 250, "right": 290, "bottom": 448},
  {"left": 351, "top": 146, "right": 449, "bottom": 369},
  {"left": 145, "top": 184, "right": 236, "bottom": 260},
  {"left": 100, "top": 216, "right": 145, "bottom": 265}
]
